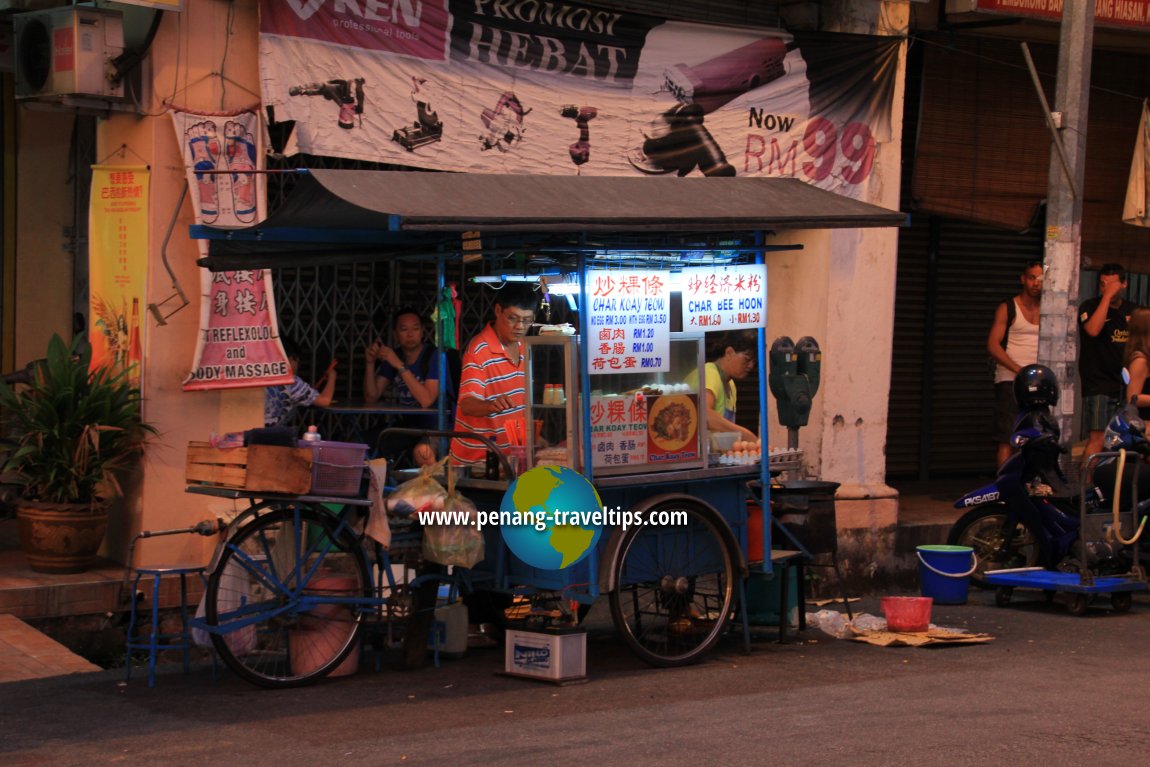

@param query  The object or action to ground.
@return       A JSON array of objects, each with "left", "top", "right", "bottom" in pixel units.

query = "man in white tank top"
[{"left": 987, "top": 260, "right": 1044, "bottom": 467}]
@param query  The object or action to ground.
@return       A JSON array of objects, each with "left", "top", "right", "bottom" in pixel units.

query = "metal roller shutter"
[{"left": 887, "top": 216, "right": 1043, "bottom": 480}]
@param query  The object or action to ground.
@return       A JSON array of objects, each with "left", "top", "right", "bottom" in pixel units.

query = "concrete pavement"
[{"left": 4, "top": 588, "right": 1150, "bottom": 767}]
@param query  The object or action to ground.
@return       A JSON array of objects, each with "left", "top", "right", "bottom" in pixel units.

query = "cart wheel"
[
  {"left": 608, "top": 500, "right": 736, "bottom": 667},
  {"left": 1067, "top": 593, "right": 1090, "bottom": 616},
  {"left": 994, "top": 587, "right": 1013, "bottom": 607},
  {"left": 205, "top": 503, "right": 371, "bottom": 688},
  {"left": 1111, "top": 592, "right": 1133, "bottom": 613}
]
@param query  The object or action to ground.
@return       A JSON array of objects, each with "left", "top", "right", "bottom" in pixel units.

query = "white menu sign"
[
  {"left": 589, "top": 394, "right": 648, "bottom": 468},
  {"left": 588, "top": 270, "right": 671, "bottom": 374},
  {"left": 681, "top": 265, "right": 768, "bottom": 331}
]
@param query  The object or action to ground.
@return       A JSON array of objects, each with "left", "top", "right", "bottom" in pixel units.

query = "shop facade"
[{"left": 1, "top": 1, "right": 911, "bottom": 584}]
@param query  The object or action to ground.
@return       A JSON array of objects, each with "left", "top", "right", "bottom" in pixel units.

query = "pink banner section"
[
  {"left": 182, "top": 269, "right": 293, "bottom": 391},
  {"left": 262, "top": 0, "right": 450, "bottom": 60}
]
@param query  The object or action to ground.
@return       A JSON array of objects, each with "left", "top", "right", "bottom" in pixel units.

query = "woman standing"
[
  {"left": 691, "top": 329, "right": 759, "bottom": 443},
  {"left": 1123, "top": 306, "right": 1150, "bottom": 420}
]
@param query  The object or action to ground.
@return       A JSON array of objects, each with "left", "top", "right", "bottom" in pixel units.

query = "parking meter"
[
  {"left": 768, "top": 336, "right": 796, "bottom": 403},
  {"left": 795, "top": 337, "right": 821, "bottom": 400},
  {"left": 769, "top": 336, "right": 818, "bottom": 448}
]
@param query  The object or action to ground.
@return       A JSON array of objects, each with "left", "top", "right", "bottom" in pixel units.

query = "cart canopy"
[{"left": 192, "top": 169, "right": 905, "bottom": 270}]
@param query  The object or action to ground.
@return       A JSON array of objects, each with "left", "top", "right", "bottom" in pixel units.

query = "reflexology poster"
[
  {"left": 170, "top": 109, "right": 292, "bottom": 391},
  {"left": 258, "top": 0, "right": 899, "bottom": 198}
]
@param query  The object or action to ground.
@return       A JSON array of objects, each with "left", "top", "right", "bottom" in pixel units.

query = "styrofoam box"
[{"left": 504, "top": 628, "right": 587, "bottom": 682}]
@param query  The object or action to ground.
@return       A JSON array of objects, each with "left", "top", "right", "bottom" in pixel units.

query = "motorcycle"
[{"left": 948, "top": 366, "right": 1150, "bottom": 588}]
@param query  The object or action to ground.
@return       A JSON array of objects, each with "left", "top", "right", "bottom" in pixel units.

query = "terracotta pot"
[{"left": 15, "top": 502, "right": 110, "bottom": 574}]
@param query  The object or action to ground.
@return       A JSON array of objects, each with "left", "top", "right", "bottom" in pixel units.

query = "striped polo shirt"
[{"left": 450, "top": 323, "right": 527, "bottom": 465}]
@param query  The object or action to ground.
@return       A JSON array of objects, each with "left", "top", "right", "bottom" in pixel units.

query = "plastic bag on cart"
[
  {"left": 385, "top": 457, "right": 448, "bottom": 518},
  {"left": 422, "top": 490, "right": 484, "bottom": 568}
]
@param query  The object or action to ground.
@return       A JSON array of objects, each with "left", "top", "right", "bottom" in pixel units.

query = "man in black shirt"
[{"left": 1078, "top": 263, "right": 1136, "bottom": 462}]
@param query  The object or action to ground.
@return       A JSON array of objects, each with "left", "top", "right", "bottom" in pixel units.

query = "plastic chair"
[{"left": 125, "top": 564, "right": 212, "bottom": 688}]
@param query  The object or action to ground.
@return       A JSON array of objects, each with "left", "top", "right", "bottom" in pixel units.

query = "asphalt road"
[{"left": 5, "top": 589, "right": 1150, "bottom": 767}]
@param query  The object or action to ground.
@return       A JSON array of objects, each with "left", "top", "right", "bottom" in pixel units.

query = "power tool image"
[
  {"left": 479, "top": 92, "right": 532, "bottom": 152},
  {"left": 393, "top": 76, "right": 444, "bottom": 151},
  {"left": 628, "top": 103, "right": 735, "bottom": 177},
  {"left": 287, "top": 78, "right": 366, "bottom": 130},
  {"left": 560, "top": 104, "right": 598, "bottom": 167}
]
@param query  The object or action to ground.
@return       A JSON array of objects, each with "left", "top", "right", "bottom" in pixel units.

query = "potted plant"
[{"left": 0, "top": 333, "right": 156, "bottom": 573}]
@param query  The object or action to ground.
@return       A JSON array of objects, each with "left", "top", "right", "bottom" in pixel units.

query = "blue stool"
[{"left": 125, "top": 564, "right": 210, "bottom": 688}]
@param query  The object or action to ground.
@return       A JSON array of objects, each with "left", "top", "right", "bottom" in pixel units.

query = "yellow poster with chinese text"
[{"left": 89, "top": 165, "right": 149, "bottom": 387}]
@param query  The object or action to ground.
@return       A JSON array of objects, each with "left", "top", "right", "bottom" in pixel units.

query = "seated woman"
[{"left": 364, "top": 308, "right": 451, "bottom": 468}]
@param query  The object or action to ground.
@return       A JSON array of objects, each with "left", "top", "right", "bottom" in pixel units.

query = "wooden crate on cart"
[{"left": 185, "top": 441, "right": 314, "bottom": 495}]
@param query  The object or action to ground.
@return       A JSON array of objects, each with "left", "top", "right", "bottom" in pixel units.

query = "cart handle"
[
  {"left": 916, "top": 550, "right": 979, "bottom": 578},
  {"left": 377, "top": 426, "right": 514, "bottom": 479}
]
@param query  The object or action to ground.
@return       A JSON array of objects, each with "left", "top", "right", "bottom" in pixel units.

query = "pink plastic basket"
[{"left": 301, "top": 440, "right": 368, "bottom": 497}]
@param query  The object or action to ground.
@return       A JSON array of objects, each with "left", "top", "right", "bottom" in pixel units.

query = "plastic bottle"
[{"left": 303, "top": 425, "right": 322, "bottom": 442}]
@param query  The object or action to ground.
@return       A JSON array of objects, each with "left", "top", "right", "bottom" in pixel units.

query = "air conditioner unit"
[{"left": 13, "top": 6, "right": 124, "bottom": 101}]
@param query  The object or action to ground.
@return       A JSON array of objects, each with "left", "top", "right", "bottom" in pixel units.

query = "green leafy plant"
[{"left": 0, "top": 334, "right": 156, "bottom": 507}]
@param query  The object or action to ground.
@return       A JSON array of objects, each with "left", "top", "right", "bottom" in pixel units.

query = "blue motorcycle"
[{"left": 947, "top": 365, "right": 1150, "bottom": 592}]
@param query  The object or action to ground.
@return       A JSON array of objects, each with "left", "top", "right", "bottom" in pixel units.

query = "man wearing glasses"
[{"left": 451, "top": 282, "right": 538, "bottom": 469}]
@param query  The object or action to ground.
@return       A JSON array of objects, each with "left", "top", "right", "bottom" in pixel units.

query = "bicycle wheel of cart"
[
  {"left": 609, "top": 499, "right": 736, "bottom": 667},
  {"left": 205, "top": 503, "right": 371, "bottom": 688}
]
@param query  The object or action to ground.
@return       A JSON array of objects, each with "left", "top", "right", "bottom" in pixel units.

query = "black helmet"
[{"left": 1014, "top": 364, "right": 1059, "bottom": 409}]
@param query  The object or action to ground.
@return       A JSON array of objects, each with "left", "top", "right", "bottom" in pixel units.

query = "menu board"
[
  {"left": 588, "top": 270, "right": 671, "bottom": 374},
  {"left": 590, "top": 392, "right": 701, "bottom": 468},
  {"left": 589, "top": 394, "right": 647, "bottom": 468},
  {"left": 680, "top": 265, "right": 768, "bottom": 331}
]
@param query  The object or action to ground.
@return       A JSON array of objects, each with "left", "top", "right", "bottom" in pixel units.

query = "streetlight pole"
[{"left": 1037, "top": 1, "right": 1094, "bottom": 469}]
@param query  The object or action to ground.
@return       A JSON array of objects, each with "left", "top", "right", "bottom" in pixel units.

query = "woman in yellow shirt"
[{"left": 695, "top": 329, "right": 758, "bottom": 443}]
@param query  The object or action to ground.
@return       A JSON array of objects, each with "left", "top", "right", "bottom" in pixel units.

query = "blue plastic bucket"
[{"left": 916, "top": 545, "right": 978, "bottom": 605}]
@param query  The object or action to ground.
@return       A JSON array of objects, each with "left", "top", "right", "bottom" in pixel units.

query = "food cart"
[{"left": 191, "top": 169, "right": 904, "bottom": 678}]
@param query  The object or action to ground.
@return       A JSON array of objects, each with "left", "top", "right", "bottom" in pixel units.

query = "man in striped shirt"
[{"left": 451, "top": 282, "right": 536, "bottom": 467}]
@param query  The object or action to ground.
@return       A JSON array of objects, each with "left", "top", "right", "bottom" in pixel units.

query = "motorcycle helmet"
[{"left": 1014, "top": 364, "right": 1059, "bottom": 409}]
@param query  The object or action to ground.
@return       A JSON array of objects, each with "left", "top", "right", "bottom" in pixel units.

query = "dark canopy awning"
[{"left": 192, "top": 169, "right": 905, "bottom": 269}]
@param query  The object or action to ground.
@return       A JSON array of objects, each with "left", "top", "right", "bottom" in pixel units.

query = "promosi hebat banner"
[{"left": 258, "top": 0, "right": 899, "bottom": 199}]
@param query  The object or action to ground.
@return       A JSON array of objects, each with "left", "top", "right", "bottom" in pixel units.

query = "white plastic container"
[{"left": 431, "top": 601, "right": 469, "bottom": 658}]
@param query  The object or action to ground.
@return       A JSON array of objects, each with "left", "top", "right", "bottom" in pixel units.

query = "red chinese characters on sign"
[
  {"left": 589, "top": 394, "right": 648, "bottom": 467},
  {"left": 681, "top": 265, "right": 768, "bottom": 331},
  {"left": 588, "top": 269, "right": 671, "bottom": 374}
]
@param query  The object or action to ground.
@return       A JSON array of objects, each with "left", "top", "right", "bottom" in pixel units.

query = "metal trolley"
[{"left": 985, "top": 450, "right": 1149, "bottom": 615}]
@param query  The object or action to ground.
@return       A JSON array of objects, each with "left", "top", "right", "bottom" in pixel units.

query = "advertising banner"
[
  {"left": 89, "top": 165, "right": 149, "bottom": 386},
  {"left": 949, "top": 0, "right": 1150, "bottom": 32},
  {"left": 169, "top": 109, "right": 292, "bottom": 391},
  {"left": 257, "top": 0, "right": 899, "bottom": 199}
]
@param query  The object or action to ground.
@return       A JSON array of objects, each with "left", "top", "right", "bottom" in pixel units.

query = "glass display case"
[
  {"left": 524, "top": 335, "right": 581, "bottom": 472},
  {"left": 523, "top": 333, "right": 708, "bottom": 477}
]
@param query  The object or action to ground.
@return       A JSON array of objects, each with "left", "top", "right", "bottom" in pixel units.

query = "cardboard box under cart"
[{"left": 503, "top": 627, "right": 587, "bottom": 684}]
